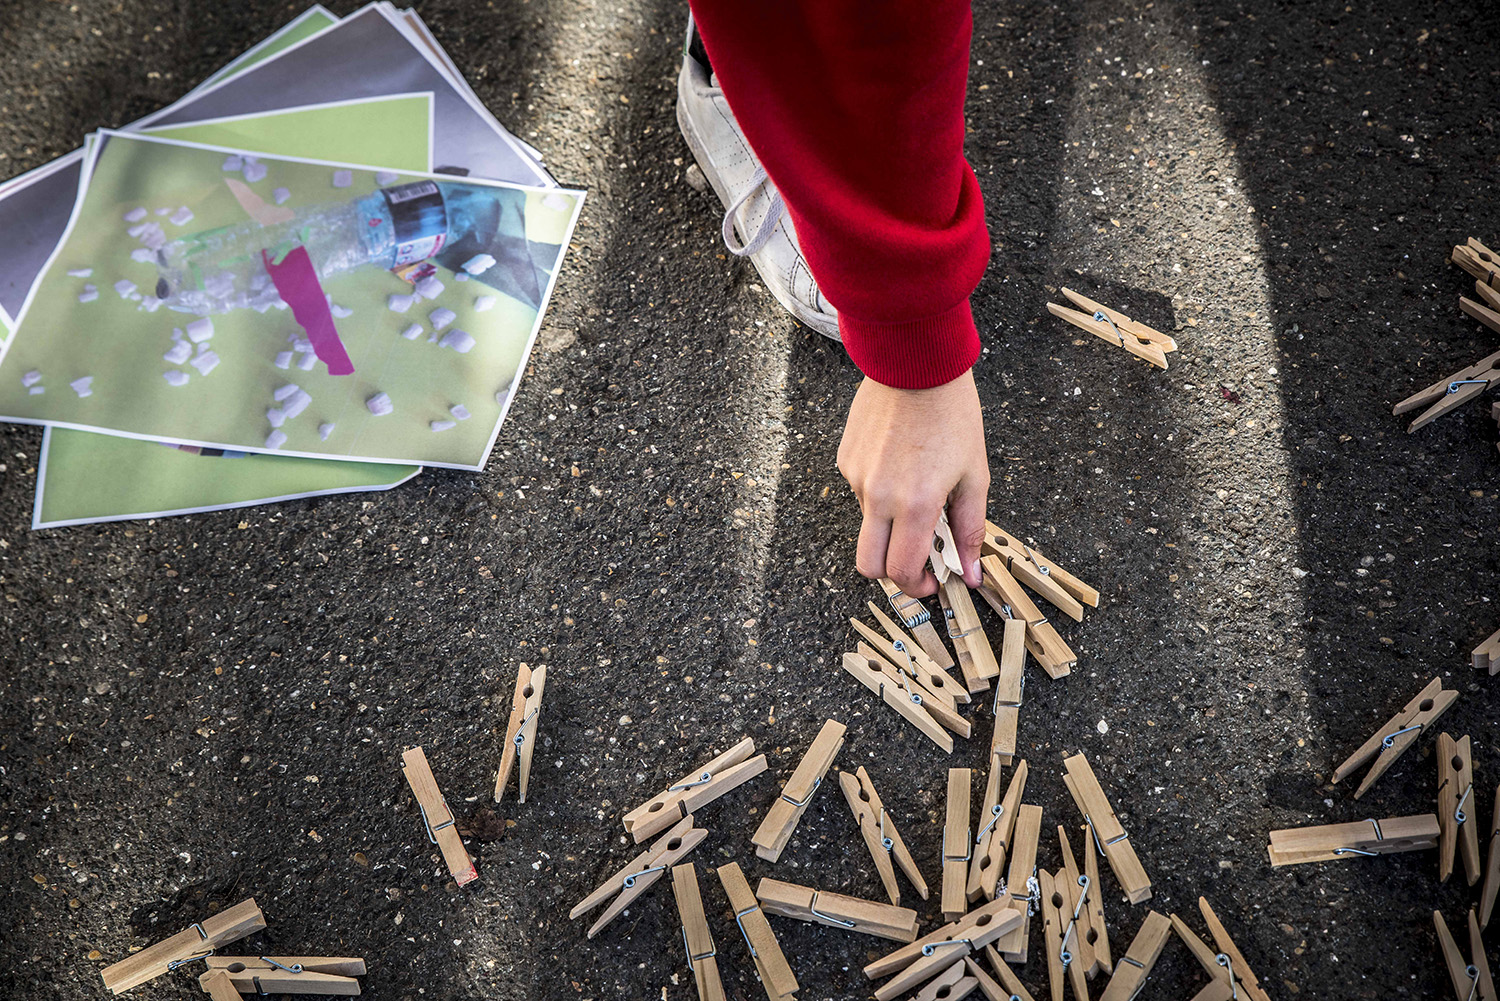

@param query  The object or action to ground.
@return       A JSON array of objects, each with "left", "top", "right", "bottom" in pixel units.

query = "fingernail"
[{"left": 969, "top": 559, "right": 981, "bottom": 582}]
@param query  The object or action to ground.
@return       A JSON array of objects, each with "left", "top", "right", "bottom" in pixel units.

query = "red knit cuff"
[{"left": 838, "top": 298, "right": 981, "bottom": 390}]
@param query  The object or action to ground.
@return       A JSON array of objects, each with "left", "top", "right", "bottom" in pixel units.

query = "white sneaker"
[{"left": 676, "top": 18, "right": 841, "bottom": 340}]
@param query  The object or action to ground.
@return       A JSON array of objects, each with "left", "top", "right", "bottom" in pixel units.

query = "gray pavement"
[{"left": 2, "top": 1, "right": 1499, "bottom": 998}]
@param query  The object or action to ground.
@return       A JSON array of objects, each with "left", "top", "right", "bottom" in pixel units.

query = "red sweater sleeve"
[{"left": 689, "top": 0, "right": 990, "bottom": 389}]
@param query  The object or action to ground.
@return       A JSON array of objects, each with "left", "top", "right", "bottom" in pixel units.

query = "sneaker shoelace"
[{"left": 721, "top": 165, "right": 784, "bottom": 257}]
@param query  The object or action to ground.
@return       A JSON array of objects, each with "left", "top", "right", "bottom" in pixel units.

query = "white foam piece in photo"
[
  {"left": 272, "top": 383, "right": 300, "bottom": 402},
  {"left": 169, "top": 207, "right": 194, "bottom": 226},
  {"left": 450, "top": 404, "right": 471, "bottom": 421},
  {"left": 387, "top": 293, "right": 415, "bottom": 313},
  {"left": 414, "top": 276, "right": 444, "bottom": 300},
  {"left": 28, "top": 386, "right": 44, "bottom": 395},
  {"left": 474, "top": 295, "right": 496, "bottom": 312},
  {"left": 332, "top": 169, "right": 353, "bottom": 188},
  {"left": 171, "top": 327, "right": 184, "bottom": 341},
  {"left": 69, "top": 377, "right": 93, "bottom": 397},
  {"left": 429, "top": 307, "right": 456, "bottom": 331},
  {"left": 114, "top": 279, "right": 137, "bottom": 299},
  {"left": 186, "top": 317, "right": 214, "bottom": 343},
  {"left": 190, "top": 350, "right": 220, "bottom": 375},
  {"left": 292, "top": 338, "right": 313, "bottom": 353},
  {"left": 400, "top": 323, "right": 423, "bottom": 341},
  {"left": 318, "top": 422, "right": 335, "bottom": 441},
  {"left": 274, "top": 351, "right": 293, "bottom": 370},
  {"left": 21, "top": 370, "right": 41, "bottom": 387},
  {"left": 140, "top": 296, "right": 163, "bottom": 313},
  {"left": 222, "top": 155, "right": 244, "bottom": 172},
  {"left": 126, "top": 222, "right": 150, "bottom": 239},
  {"left": 454, "top": 272, "right": 469, "bottom": 282},
  {"left": 242, "top": 161, "right": 269, "bottom": 183},
  {"left": 163, "top": 370, "right": 189, "bottom": 387},
  {"left": 430, "top": 419, "right": 457, "bottom": 432},
  {"left": 163, "top": 341, "right": 192, "bottom": 365},
  {"left": 265, "top": 429, "right": 288, "bottom": 450},
  {"left": 156, "top": 207, "right": 172, "bottom": 216},
  {"left": 297, "top": 353, "right": 318, "bottom": 371},
  {"left": 66, "top": 268, "right": 92, "bottom": 278},
  {"left": 439, "top": 329, "right": 475, "bottom": 353},
  {"left": 283, "top": 389, "right": 312, "bottom": 420},
  {"left": 376, "top": 170, "right": 399, "bottom": 186},
  {"left": 273, "top": 187, "right": 291, "bottom": 205},
  {"left": 461, "top": 253, "right": 496, "bottom": 275},
  {"left": 366, "top": 392, "right": 393, "bottom": 416},
  {"left": 266, "top": 407, "right": 287, "bottom": 428},
  {"left": 123, "top": 207, "right": 148, "bottom": 223},
  {"left": 196, "top": 342, "right": 211, "bottom": 356},
  {"left": 130, "top": 248, "right": 156, "bottom": 264},
  {"left": 330, "top": 304, "right": 353, "bottom": 318},
  {"left": 77, "top": 286, "right": 98, "bottom": 303}
]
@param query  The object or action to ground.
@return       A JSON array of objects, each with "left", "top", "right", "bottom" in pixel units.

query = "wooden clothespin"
[
  {"left": 1048, "top": 288, "right": 1178, "bottom": 369},
  {"left": 1267, "top": 813, "right": 1439, "bottom": 865},
  {"left": 1483, "top": 789, "right": 1500, "bottom": 929},
  {"left": 1193, "top": 898, "right": 1270, "bottom": 1001},
  {"left": 982, "top": 946, "right": 1038, "bottom": 1001},
  {"left": 1081, "top": 823, "right": 1111, "bottom": 970},
  {"left": 1438, "top": 733, "right": 1482, "bottom": 885},
  {"left": 1332, "top": 676, "right": 1457, "bottom": 797},
  {"left": 100, "top": 898, "right": 266, "bottom": 994},
  {"left": 931, "top": 511, "right": 968, "bottom": 581},
  {"left": 198, "top": 957, "right": 364, "bottom": 996},
  {"left": 571, "top": 813, "right": 706, "bottom": 938},
  {"left": 1462, "top": 293, "right": 1500, "bottom": 336},
  {"left": 1478, "top": 280, "right": 1500, "bottom": 312},
  {"left": 1436, "top": 909, "right": 1497, "bottom": 1001},
  {"left": 942, "top": 768, "right": 973, "bottom": 921},
  {"left": 494, "top": 663, "right": 545, "bottom": 804},
  {"left": 753, "top": 719, "right": 846, "bottom": 862},
  {"left": 989, "top": 610, "right": 1026, "bottom": 767},
  {"left": 756, "top": 877, "right": 919, "bottom": 942},
  {"left": 939, "top": 578, "right": 1002, "bottom": 693},
  {"left": 717, "top": 862, "right": 798, "bottom": 1001},
  {"left": 969, "top": 760, "right": 1028, "bottom": 902},
  {"left": 994, "top": 804, "right": 1043, "bottom": 962},
  {"left": 858, "top": 604, "right": 970, "bottom": 708},
  {"left": 978, "top": 556, "right": 1076, "bottom": 679},
  {"left": 1392, "top": 348, "right": 1500, "bottom": 431},
  {"left": 1036, "top": 869, "right": 1078, "bottom": 1001},
  {"left": 1474, "top": 626, "right": 1500, "bottom": 675},
  {"left": 1062, "top": 753, "right": 1151, "bottom": 903},
  {"left": 1452, "top": 237, "right": 1500, "bottom": 288},
  {"left": 1057, "top": 825, "right": 1107, "bottom": 977},
  {"left": 983, "top": 523, "right": 1100, "bottom": 622},
  {"left": 200, "top": 971, "right": 241, "bottom": 1001},
  {"left": 670, "top": 863, "right": 725, "bottom": 1001},
  {"left": 864, "top": 896, "right": 1024, "bottom": 1001},
  {"left": 1098, "top": 911, "right": 1172, "bottom": 1001},
  {"left": 913, "top": 960, "right": 978, "bottom": 1001},
  {"left": 839, "top": 767, "right": 928, "bottom": 905},
  {"left": 879, "top": 577, "right": 955, "bottom": 669},
  {"left": 401, "top": 746, "right": 476, "bottom": 887},
  {"left": 622, "top": 736, "right": 768, "bottom": 842},
  {"left": 841, "top": 647, "right": 964, "bottom": 753}
]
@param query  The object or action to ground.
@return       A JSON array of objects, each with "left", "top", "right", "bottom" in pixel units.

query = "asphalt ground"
[{"left": 2, "top": 0, "right": 1499, "bottom": 998}]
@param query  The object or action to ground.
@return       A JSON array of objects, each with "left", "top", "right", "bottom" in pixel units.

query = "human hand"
[{"left": 836, "top": 369, "right": 989, "bottom": 598}]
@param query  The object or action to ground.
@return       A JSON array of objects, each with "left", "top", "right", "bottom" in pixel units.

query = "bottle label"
[{"left": 382, "top": 182, "right": 449, "bottom": 268}]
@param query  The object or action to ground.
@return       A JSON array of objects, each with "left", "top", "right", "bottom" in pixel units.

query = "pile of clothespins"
[
  {"left": 559, "top": 520, "right": 1285, "bottom": 1001},
  {"left": 1392, "top": 237, "right": 1500, "bottom": 440},
  {"left": 96, "top": 898, "right": 366, "bottom": 997},
  {"left": 1266, "top": 672, "right": 1500, "bottom": 999}
]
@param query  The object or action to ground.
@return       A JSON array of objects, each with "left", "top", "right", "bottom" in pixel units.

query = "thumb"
[{"left": 947, "top": 474, "right": 989, "bottom": 588}]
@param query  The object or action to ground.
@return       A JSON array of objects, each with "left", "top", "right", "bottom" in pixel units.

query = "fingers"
[
  {"left": 947, "top": 473, "right": 990, "bottom": 588},
  {"left": 854, "top": 513, "right": 893, "bottom": 584},
  {"left": 884, "top": 506, "right": 941, "bottom": 598}
]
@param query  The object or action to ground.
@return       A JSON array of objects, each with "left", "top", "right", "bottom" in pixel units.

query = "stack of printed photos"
[{"left": 0, "top": 3, "right": 584, "bottom": 528}]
